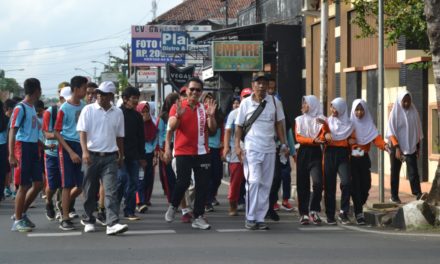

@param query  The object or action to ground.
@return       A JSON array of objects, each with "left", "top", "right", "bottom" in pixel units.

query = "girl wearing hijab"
[
  {"left": 350, "top": 99, "right": 389, "bottom": 225},
  {"left": 136, "top": 101, "right": 158, "bottom": 212},
  {"left": 295, "top": 95, "right": 326, "bottom": 225},
  {"left": 386, "top": 91, "right": 424, "bottom": 203},
  {"left": 323, "top": 97, "right": 354, "bottom": 225}
]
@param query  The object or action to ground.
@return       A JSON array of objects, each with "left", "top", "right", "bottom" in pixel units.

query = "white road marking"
[
  {"left": 216, "top": 229, "right": 249, "bottom": 232},
  {"left": 27, "top": 232, "right": 82, "bottom": 237},
  {"left": 298, "top": 227, "right": 344, "bottom": 231},
  {"left": 125, "top": 230, "right": 176, "bottom": 235}
]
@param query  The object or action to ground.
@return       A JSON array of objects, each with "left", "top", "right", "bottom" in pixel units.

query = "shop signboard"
[
  {"left": 212, "top": 41, "right": 263, "bottom": 71},
  {"left": 131, "top": 25, "right": 185, "bottom": 66},
  {"left": 166, "top": 63, "right": 195, "bottom": 92}
]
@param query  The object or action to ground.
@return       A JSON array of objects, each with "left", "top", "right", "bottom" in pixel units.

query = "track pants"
[
  {"left": 324, "top": 147, "right": 351, "bottom": 218},
  {"left": 243, "top": 150, "right": 275, "bottom": 222},
  {"left": 351, "top": 154, "right": 371, "bottom": 215},
  {"left": 296, "top": 145, "right": 323, "bottom": 215}
]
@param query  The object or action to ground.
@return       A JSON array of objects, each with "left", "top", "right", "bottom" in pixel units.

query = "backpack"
[{"left": 50, "top": 105, "right": 58, "bottom": 131}]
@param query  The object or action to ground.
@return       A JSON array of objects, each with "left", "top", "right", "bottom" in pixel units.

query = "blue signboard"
[{"left": 161, "top": 31, "right": 188, "bottom": 53}]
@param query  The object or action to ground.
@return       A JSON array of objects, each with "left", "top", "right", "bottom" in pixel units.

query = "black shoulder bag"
[{"left": 241, "top": 100, "right": 266, "bottom": 141}]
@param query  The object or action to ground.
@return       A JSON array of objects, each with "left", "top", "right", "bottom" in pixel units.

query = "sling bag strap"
[{"left": 241, "top": 99, "right": 266, "bottom": 141}]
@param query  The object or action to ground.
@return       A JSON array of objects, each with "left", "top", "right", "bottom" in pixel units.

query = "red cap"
[
  {"left": 179, "top": 86, "right": 187, "bottom": 94},
  {"left": 240, "top": 88, "right": 252, "bottom": 98}
]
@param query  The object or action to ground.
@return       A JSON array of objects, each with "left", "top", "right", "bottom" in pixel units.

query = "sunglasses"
[{"left": 189, "top": 88, "right": 202, "bottom": 93}]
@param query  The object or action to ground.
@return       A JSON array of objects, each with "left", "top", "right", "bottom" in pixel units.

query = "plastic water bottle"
[{"left": 279, "top": 145, "right": 288, "bottom": 165}]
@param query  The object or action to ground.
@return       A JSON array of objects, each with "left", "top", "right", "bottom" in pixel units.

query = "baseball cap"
[
  {"left": 252, "top": 71, "right": 269, "bottom": 82},
  {"left": 179, "top": 86, "right": 187, "bottom": 94},
  {"left": 240, "top": 88, "right": 252, "bottom": 98},
  {"left": 59, "top": 86, "right": 72, "bottom": 100},
  {"left": 97, "top": 81, "right": 116, "bottom": 94}
]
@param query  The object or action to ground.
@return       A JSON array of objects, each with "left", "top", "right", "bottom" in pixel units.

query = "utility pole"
[
  {"left": 378, "top": 0, "right": 385, "bottom": 203},
  {"left": 93, "top": 67, "right": 97, "bottom": 83},
  {"left": 225, "top": 0, "right": 229, "bottom": 28},
  {"left": 319, "top": 0, "right": 328, "bottom": 115}
]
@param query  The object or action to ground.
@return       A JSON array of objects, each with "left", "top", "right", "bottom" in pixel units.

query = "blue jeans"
[{"left": 117, "top": 159, "right": 140, "bottom": 216}]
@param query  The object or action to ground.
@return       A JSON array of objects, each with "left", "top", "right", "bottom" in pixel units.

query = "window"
[{"left": 429, "top": 104, "right": 440, "bottom": 160}]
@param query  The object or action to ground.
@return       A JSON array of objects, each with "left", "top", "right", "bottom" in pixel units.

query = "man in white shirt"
[
  {"left": 77, "top": 81, "right": 128, "bottom": 235},
  {"left": 234, "top": 72, "right": 289, "bottom": 230}
]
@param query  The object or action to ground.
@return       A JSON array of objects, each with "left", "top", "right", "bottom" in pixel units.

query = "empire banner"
[{"left": 166, "top": 63, "right": 195, "bottom": 92}]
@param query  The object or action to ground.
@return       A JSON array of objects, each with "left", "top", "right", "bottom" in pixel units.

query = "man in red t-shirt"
[{"left": 163, "top": 78, "right": 217, "bottom": 230}]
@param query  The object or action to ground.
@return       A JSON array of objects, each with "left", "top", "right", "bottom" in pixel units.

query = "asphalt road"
[{"left": 1, "top": 181, "right": 439, "bottom": 264}]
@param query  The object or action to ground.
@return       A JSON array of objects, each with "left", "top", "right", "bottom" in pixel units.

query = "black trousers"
[
  {"left": 171, "top": 154, "right": 211, "bottom": 218},
  {"left": 390, "top": 148, "right": 422, "bottom": 198},
  {"left": 351, "top": 154, "right": 371, "bottom": 215},
  {"left": 296, "top": 145, "right": 323, "bottom": 215},
  {"left": 324, "top": 147, "right": 351, "bottom": 218}
]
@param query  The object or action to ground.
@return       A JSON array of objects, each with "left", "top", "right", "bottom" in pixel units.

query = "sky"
[{"left": 0, "top": 0, "right": 182, "bottom": 97}]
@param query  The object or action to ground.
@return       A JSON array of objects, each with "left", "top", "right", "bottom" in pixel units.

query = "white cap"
[
  {"left": 97, "top": 81, "right": 116, "bottom": 94},
  {"left": 59, "top": 87, "right": 72, "bottom": 99}
]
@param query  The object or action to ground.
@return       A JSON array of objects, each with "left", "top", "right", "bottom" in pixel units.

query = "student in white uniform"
[
  {"left": 386, "top": 91, "right": 425, "bottom": 203},
  {"left": 234, "top": 72, "right": 288, "bottom": 230}
]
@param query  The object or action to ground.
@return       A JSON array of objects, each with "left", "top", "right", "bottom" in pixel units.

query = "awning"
[{"left": 195, "top": 23, "right": 266, "bottom": 42}]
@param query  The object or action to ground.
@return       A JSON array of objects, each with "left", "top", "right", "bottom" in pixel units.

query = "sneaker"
[
  {"left": 356, "top": 213, "right": 366, "bottom": 225},
  {"left": 181, "top": 212, "right": 193, "bottom": 223},
  {"left": 137, "top": 204, "right": 148, "bottom": 214},
  {"left": 237, "top": 203, "right": 245, "bottom": 212},
  {"left": 125, "top": 214, "right": 140, "bottom": 221},
  {"left": 338, "top": 212, "right": 351, "bottom": 225},
  {"left": 46, "top": 203, "right": 56, "bottom": 221},
  {"left": 59, "top": 219, "right": 75, "bottom": 231},
  {"left": 211, "top": 198, "right": 220, "bottom": 206},
  {"left": 81, "top": 219, "right": 96, "bottom": 233},
  {"left": 55, "top": 200, "right": 62, "bottom": 212},
  {"left": 309, "top": 211, "right": 322, "bottom": 225},
  {"left": 389, "top": 197, "right": 402, "bottom": 204},
  {"left": 11, "top": 219, "right": 32, "bottom": 232},
  {"left": 69, "top": 209, "right": 79, "bottom": 219},
  {"left": 55, "top": 211, "right": 62, "bottom": 221},
  {"left": 281, "top": 200, "right": 294, "bottom": 211},
  {"left": 4, "top": 187, "right": 12, "bottom": 198},
  {"left": 256, "top": 222, "right": 269, "bottom": 230},
  {"left": 326, "top": 217, "right": 337, "bottom": 225},
  {"left": 300, "top": 215, "right": 310, "bottom": 225},
  {"left": 22, "top": 214, "right": 36, "bottom": 228},
  {"left": 266, "top": 209, "right": 280, "bottom": 221},
  {"left": 165, "top": 205, "right": 177, "bottom": 223},
  {"left": 205, "top": 204, "right": 214, "bottom": 212},
  {"left": 273, "top": 203, "right": 280, "bottom": 211},
  {"left": 106, "top": 223, "right": 128, "bottom": 235},
  {"left": 191, "top": 216, "right": 211, "bottom": 230},
  {"left": 245, "top": 220, "right": 257, "bottom": 230},
  {"left": 96, "top": 211, "right": 107, "bottom": 226}
]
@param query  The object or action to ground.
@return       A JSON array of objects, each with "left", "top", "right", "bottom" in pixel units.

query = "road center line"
[
  {"left": 27, "top": 232, "right": 82, "bottom": 237},
  {"left": 298, "top": 227, "right": 343, "bottom": 231},
  {"left": 125, "top": 230, "right": 176, "bottom": 235}
]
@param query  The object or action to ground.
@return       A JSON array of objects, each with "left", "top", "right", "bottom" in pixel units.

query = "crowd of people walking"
[{"left": 0, "top": 72, "right": 426, "bottom": 235}]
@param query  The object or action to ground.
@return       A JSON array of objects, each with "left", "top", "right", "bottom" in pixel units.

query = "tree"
[
  {"left": 349, "top": 0, "right": 440, "bottom": 205},
  {"left": 425, "top": 0, "right": 440, "bottom": 205},
  {"left": 0, "top": 77, "right": 20, "bottom": 95},
  {"left": 349, "top": 0, "right": 428, "bottom": 49}
]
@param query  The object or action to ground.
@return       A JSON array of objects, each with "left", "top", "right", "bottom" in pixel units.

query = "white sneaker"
[
  {"left": 191, "top": 216, "right": 211, "bottom": 230},
  {"left": 84, "top": 223, "right": 96, "bottom": 233},
  {"left": 106, "top": 223, "right": 128, "bottom": 235},
  {"left": 165, "top": 205, "right": 177, "bottom": 223}
]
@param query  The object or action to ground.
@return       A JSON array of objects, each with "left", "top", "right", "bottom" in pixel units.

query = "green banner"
[{"left": 212, "top": 41, "right": 263, "bottom": 71}]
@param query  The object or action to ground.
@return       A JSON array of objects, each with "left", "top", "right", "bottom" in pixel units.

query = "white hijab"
[
  {"left": 295, "top": 95, "right": 325, "bottom": 138},
  {"left": 386, "top": 91, "right": 423, "bottom": 154},
  {"left": 328, "top": 97, "right": 354, "bottom": 141},
  {"left": 350, "top": 99, "right": 378, "bottom": 145}
]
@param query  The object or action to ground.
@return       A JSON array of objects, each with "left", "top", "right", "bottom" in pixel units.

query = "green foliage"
[
  {"left": 348, "top": 0, "right": 428, "bottom": 49},
  {"left": 117, "top": 73, "right": 129, "bottom": 93},
  {"left": 0, "top": 77, "right": 20, "bottom": 94}
]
